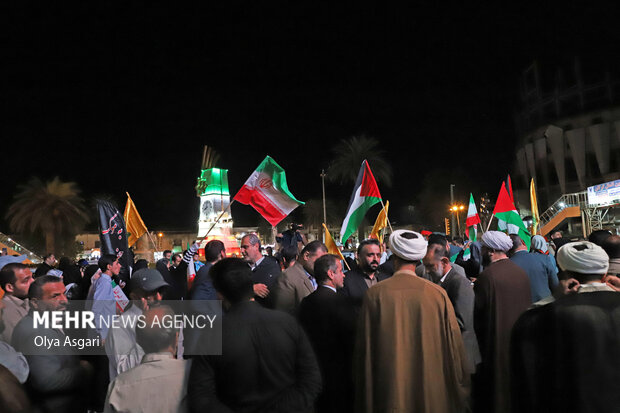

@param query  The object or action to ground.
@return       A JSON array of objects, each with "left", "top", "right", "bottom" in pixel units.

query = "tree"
[
  {"left": 6, "top": 177, "right": 90, "bottom": 255},
  {"left": 301, "top": 198, "right": 339, "bottom": 228},
  {"left": 327, "top": 135, "right": 393, "bottom": 187}
]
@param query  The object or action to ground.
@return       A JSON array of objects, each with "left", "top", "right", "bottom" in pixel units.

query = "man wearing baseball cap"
[
  {"left": 512, "top": 241, "right": 620, "bottom": 412},
  {"left": 105, "top": 268, "right": 169, "bottom": 380}
]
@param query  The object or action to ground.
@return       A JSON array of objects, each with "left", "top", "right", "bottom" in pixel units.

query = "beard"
[{"left": 362, "top": 260, "right": 379, "bottom": 273}]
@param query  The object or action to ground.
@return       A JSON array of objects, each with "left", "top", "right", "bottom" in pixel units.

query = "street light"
[{"left": 450, "top": 204, "right": 466, "bottom": 237}]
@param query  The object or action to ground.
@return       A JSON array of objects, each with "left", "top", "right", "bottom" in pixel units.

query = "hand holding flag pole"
[{"left": 201, "top": 200, "right": 236, "bottom": 241}]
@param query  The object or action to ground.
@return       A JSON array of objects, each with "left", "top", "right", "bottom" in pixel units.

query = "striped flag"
[
  {"left": 340, "top": 160, "right": 382, "bottom": 244},
  {"left": 233, "top": 156, "right": 304, "bottom": 226},
  {"left": 465, "top": 193, "right": 480, "bottom": 242},
  {"left": 493, "top": 182, "right": 530, "bottom": 250}
]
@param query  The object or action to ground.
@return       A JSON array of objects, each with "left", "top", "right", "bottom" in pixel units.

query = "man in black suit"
[
  {"left": 299, "top": 254, "right": 357, "bottom": 413},
  {"left": 241, "top": 233, "right": 281, "bottom": 306},
  {"left": 339, "top": 239, "right": 390, "bottom": 310},
  {"left": 422, "top": 242, "right": 481, "bottom": 370},
  {"left": 188, "top": 258, "right": 321, "bottom": 413}
]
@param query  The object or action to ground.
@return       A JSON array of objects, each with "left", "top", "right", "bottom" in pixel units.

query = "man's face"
[
  {"left": 109, "top": 259, "right": 121, "bottom": 276},
  {"left": 240, "top": 236, "right": 261, "bottom": 264},
  {"left": 423, "top": 245, "right": 445, "bottom": 282},
  {"left": 164, "top": 252, "right": 172, "bottom": 260},
  {"left": 173, "top": 256, "right": 182, "bottom": 266},
  {"left": 551, "top": 232, "right": 561, "bottom": 239},
  {"left": 33, "top": 282, "right": 68, "bottom": 312},
  {"left": 135, "top": 289, "right": 164, "bottom": 311},
  {"left": 359, "top": 244, "right": 381, "bottom": 274},
  {"left": 46, "top": 254, "right": 56, "bottom": 266},
  {"left": 6, "top": 268, "right": 34, "bottom": 299},
  {"left": 302, "top": 248, "right": 327, "bottom": 275},
  {"left": 330, "top": 261, "right": 345, "bottom": 289}
]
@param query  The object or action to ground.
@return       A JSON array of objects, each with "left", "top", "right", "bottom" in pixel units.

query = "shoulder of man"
[{"left": 258, "top": 256, "right": 281, "bottom": 271}]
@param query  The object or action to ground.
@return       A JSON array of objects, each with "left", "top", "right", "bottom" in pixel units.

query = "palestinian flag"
[
  {"left": 340, "top": 160, "right": 382, "bottom": 244},
  {"left": 493, "top": 182, "right": 530, "bottom": 250},
  {"left": 465, "top": 193, "right": 480, "bottom": 241},
  {"left": 233, "top": 156, "right": 304, "bottom": 226}
]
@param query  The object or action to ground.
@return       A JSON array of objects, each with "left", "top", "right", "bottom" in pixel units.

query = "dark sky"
[{"left": 4, "top": 3, "right": 620, "bottom": 232}]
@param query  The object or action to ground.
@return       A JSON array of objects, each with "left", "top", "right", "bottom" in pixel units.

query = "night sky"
[{"left": 4, "top": 3, "right": 620, "bottom": 233}]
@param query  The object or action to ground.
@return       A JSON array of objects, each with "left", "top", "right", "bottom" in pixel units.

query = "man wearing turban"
[
  {"left": 355, "top": 230, "right": 471, "bottom": 413},
  {"left": 473, "top": 231, "right": 531, "bottom": 413},
  {"left": 511, "top": 241, "right": 620, "bottom": 412}
]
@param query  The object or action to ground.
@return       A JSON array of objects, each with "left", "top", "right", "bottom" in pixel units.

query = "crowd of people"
[{"left": 1, "top": 227, "right": 620, "bottom": 412}]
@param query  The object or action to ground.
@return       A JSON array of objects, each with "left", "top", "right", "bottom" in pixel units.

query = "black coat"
[
  {"left": 298, "top": 286, "right": 356, "bottom": 413},
  {"left": 252, "top": 257, "right": 281, "bottom": 306},
  {"left": 188, "top": 301, "right": 321, "bottom": 413},
  {"left": 511, "top": 291, "right": 620, "bottom": 413},
  {"left": 339, "top": 268, "right": 390, "bottom": 310}
]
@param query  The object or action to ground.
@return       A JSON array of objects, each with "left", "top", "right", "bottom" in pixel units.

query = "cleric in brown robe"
[
  {"left": 473, "top": 231, "right": 531, "bottom": 413},
  {"left": 355, "top": 230, "right": 472, "bottom": 413}
]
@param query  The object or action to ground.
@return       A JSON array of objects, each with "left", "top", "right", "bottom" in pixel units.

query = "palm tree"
[
  {"left": 327, "top": 134, "right": 393, "bottom": 187},
  {"left": 300, "top": 198, "right": 339, "bottom": 234},
  {"left": 6, "top": 177, "right": 90, "bottom": 255}
]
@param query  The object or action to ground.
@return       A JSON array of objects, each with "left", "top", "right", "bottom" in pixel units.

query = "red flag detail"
[
  {"left": 492, "top": 182, "right": 518, "bottom": 215},
  {"left": 359, "top": 161, "right": 382, "bottom": 198}
]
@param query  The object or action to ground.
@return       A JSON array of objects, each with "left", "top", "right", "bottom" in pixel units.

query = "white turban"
[
  {"left": 389, "top": 230, "right": 428, "bottom": 261},
  {"left": 556, "top": 241, "right": 609, "bottom": 275},
  {"left": 531, "top": 235, "right": 548, "bottom": 252},
  {"left": 481, "top": 231, "right": 513, "bottom": 252}
]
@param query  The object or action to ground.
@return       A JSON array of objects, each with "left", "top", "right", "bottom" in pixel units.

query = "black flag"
[{"left": 97, "top": 199, "right": 132, "bottom": 284}]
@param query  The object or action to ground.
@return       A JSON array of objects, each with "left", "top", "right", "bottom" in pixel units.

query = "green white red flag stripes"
[
  {"left": 340, "top": 160, "right": 382, "bottom": 244},
  {"left": 233, "top": 156, "right": 304, "bottom": 226},
  {"left": 465, "top": 193, "right": 480, "bottom": 241},
  {"left": 492, "top": 182, "right": 531, "bottom": 250}
]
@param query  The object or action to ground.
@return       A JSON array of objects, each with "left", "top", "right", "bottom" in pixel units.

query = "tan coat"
[
  {"left": 355, "top": 270, "right": 471, "bottom": 413},
  {"left": 0, "top": 295, "right": 29, "bottom": 343},
  {"left": 271, "top": 262, "right": 315, "bottom": 314}
]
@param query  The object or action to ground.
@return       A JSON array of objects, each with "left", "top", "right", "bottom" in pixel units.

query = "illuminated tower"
[{"left": 195, "top": 147, "right": 233, "bottom": 238}]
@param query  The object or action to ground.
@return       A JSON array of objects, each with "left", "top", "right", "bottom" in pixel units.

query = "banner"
[{"left": 97, "top": 199, "right": 132, "bottom": 284}]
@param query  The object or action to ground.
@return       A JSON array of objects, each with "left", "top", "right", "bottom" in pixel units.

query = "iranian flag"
[
  {"left": 465, "top": 193, "right": 480, "bottom": 241},
  {"left": 340, "top": 160, "right": 382, "bottom": 244},
  {"left": 492, "top": 182, "right": 531, "bottom": 250},
  {"left": 233, "top": 156, "right": 304, "bottom": 226}
]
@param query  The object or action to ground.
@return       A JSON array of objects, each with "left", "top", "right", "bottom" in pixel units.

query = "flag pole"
[
  {"left": 485, "top": 215, "right": 494, "bottom": 232},
  {"left": 379, "top": 199, "right": 393, "bottom": 232},
  {"left": 202, "top": 200, "right": 235, "bottom": 241},
  {"left": 321, "top": 169, "right": 327, "bottom": 243}
]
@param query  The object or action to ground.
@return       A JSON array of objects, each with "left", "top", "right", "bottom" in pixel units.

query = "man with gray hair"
[
  {"left": 240, "top": 233, "right": 281, "bottom": 306},
  {"left": 272, "top": 240, "right": 327, "bottom": 314},
  {"left": 473, "top": 231, "right": 531, "bottom": 413},
  {"left": 355, "top": 230, "right": 471, "bottom": 413}
]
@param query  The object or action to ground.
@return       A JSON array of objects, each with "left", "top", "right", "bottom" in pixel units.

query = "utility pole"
[
  {"left": 321, "top": 169, "right": 327, "bottom": 243},
  {"left": 450, "top": 184, "right": 456, "bottom": 236}
]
